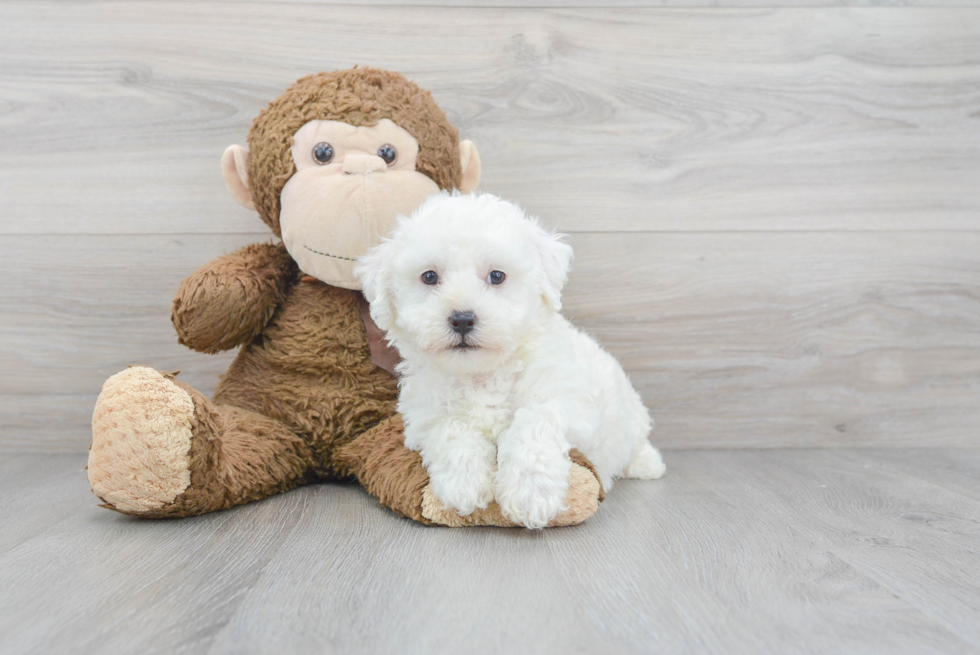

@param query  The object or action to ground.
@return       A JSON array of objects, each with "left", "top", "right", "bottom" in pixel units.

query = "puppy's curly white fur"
[{"left": 357, "top": 193, "right": 665, "bottom": 528}]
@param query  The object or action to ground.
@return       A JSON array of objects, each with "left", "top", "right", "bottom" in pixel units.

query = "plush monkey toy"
[{"left": 87, "top": 68, "right": 604, "bottom": 526}]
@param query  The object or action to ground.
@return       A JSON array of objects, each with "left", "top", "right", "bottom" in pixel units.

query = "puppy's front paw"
[
  {"left": 495, "top": 463, "right": 571, "bottom": 529},
  {"left": 428, "top": 466, "right": 494, "bottom": 517}
]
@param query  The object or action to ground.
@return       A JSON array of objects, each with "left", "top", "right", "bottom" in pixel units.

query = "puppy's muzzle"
[{"left": 449, "top": 311, "right": 477, "bottom": 336}]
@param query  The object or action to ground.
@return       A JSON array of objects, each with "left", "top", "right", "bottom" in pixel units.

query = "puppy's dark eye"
[
  {"left": 377, "top": 144, "right": 397, "bottom": 166},
  {"left": 312, "top": 142, "right": 334, "bottom": 165},
  {"left": 421, "top": 270, "right": 439, "bottom": 285},
  {"left": 487, "top": 270, "right": 506, "bottom": 285}
]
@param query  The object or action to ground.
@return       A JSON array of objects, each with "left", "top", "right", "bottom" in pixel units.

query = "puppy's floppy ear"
[
  {"left": 528, "top": 219, "right": 573, "bottom": 312},
  {"left": 354, "top": 239, "right": 397, "bottom": 332}
]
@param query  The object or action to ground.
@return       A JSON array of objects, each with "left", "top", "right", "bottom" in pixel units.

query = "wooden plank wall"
[{"left": 1, "top": 2, "right": 978, "bottom": 451}]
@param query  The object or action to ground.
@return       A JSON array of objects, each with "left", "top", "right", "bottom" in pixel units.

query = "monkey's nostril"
[{"left": 343, "top": 154, "right": 388, "bottom": 175}]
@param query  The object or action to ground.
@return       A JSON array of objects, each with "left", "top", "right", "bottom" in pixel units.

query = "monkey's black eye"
[
  {"left": 312, "top": 142, "right": 334, "bottom": 165},
  {"left": 421, "top": 270, "right": 439, "bottom": 285},
  {"left": 377, "top": 144, "right": 397, "bottom": 166},
  {"left": 487, "top": 270, "right": 506, "bottom": 285}
]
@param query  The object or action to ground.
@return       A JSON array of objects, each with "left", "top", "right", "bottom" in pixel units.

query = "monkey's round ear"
[
  {"left": 221, "top": 145, "right": 256, "bottom": 210},
  {"left": 458, "top": 140, "right": 481, "bottom": 194}
]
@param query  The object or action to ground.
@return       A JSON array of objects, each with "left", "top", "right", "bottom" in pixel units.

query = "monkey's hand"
[{"left": 172, "top": 242, "right": 295, "bottom": 353}]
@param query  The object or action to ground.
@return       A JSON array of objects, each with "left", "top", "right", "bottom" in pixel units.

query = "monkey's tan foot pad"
[
  {"left": 88, "top": 366, "right": 195, "bottom": 514},
  {"left": 421, "top": 463, "right": 602, "bottom": 528}
]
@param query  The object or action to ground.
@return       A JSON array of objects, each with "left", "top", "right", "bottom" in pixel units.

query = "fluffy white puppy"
[{"left": 356, "top": 192, "right": 665, "bottom": 528}]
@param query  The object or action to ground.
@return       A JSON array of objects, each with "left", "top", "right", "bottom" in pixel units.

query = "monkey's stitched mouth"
[{"left": 304, "top": 245, "right": 358, "bottom": 262}]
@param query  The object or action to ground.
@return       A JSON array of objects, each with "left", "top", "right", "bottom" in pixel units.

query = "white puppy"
[{"left": 356, "top": 193, "right": 665, "bottom": 528}]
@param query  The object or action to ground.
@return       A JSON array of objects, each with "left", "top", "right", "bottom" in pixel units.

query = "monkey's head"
[{"left": 221, "top": 68, "right": 481, "bottom": 290}]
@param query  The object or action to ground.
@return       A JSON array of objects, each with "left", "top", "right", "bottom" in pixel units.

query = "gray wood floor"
[{"left": 2, "top": 448, "right": 979, "bottom": 655}]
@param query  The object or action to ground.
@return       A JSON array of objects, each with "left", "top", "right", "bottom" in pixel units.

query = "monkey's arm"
[{"left": 172, "top": 242, "right": 296, "bottom": 353}]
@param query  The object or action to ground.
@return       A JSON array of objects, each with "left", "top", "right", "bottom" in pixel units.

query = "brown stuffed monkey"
[{"left": 87, "top": 68, "right": 604, "bottom": 526}]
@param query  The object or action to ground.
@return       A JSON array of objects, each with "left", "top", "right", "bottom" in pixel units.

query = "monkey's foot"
[
  {"left": 421, "top": 456, "right": 604, "bottom": 528},
  {"left": 88, "top": 366, "right": 196, "bottom": 515}
]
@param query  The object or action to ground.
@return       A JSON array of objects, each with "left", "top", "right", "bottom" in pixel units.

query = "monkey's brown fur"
[
  {"left": 88, "top": 68, "right": 603, "bottom": 524},
  {"left": 165, "top": 250, "right": 428, "bottom": 519}
]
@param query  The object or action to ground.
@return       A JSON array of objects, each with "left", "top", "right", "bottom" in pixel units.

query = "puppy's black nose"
[{"left": 449, "top": 311, "right": 476, "bottom": 336}]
